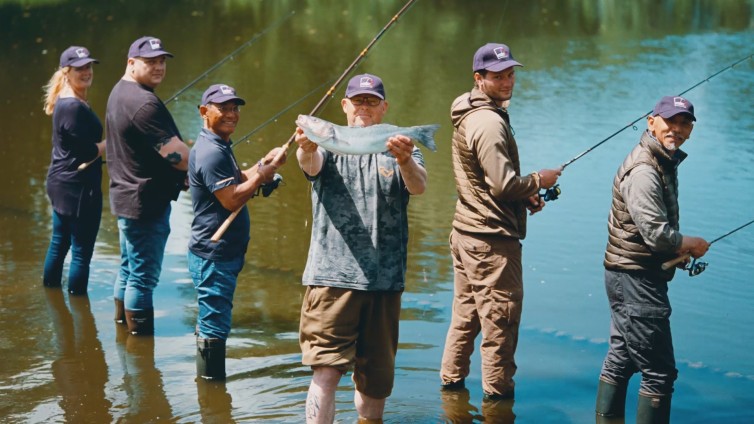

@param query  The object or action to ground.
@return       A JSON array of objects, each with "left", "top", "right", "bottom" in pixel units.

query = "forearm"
[
  {"left": 296, "top": 146, "right": 324, "bottom": 176},
  {"left": 398, "top": 158, "right": 427, "bottom": 195}
]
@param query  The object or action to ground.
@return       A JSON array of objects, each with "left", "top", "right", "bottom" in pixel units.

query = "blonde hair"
[{"left": 42, "top": 67, "right": 69, "bottom": 116}]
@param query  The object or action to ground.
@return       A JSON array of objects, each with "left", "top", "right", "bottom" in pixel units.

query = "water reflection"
[
  {"left": 439, "top": 388, "right": 482, "bottom": 423},
  {"left": 114, "top": 327, "right": 173, "bottom": 422},
  {"left": 43, "top": 288, "right": 112, "bottom": 423},
  {"left": 196, "top": 379, "right": 236, "bottom": 424}
]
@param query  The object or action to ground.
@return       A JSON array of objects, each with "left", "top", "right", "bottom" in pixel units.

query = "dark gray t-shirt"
[
  {"left": 106, "top": 79, "right": 184, "bottom": 219},
  {"left": 302, "top": 148, "right": 424, "bottom": 291}
]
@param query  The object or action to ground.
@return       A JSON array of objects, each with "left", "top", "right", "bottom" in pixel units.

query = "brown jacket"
[{"left": 450, "top": 88, "right": 540, "bottom": 239}]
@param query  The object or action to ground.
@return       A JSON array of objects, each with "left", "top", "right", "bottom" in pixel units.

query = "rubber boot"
[
  {"left": 114, "top": 298, "right": 126, "bottom": 324},
  {"left": 196, "top": 337, "right": 226, "bottom": 380},
  {"left": 596, "top": 378, "right": 627, "bottom": 418},
  {"left": 636, "top": 393, "right": 671, "bottom": 424},
  {"left": 124, "top": 308, "right": 154, "bottom": 336}
]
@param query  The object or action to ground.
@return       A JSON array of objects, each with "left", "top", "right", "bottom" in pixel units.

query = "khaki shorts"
[{"left": 299, "top": 286, "right": 402, "bottom": 399}]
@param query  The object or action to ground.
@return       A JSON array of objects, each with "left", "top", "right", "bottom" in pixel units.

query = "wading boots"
[{"left": 197, "top": 337, "right": 226, "bottom": 380}]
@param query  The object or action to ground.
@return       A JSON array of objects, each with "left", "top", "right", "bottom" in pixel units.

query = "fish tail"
[{"left": 413, "top": 124, "right": 439, "bottom": 152}]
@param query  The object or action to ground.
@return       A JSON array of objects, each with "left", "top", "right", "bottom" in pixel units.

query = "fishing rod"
[
  {"left": 164, "top": 10, "right": 295, "bottom": 105},
  {"left": 540, "top": 52, "right": 754, "bottom": 202},
  {"left": 230, "top": 79, "right": 334, "bottom": 149},
  {"left": 77, "top": 11, "right": 296, "bottom": 172},
  {"left": 661, "top": 218, "right": 754, "bottom": 275},
  {"left": 210, "top": 0, "right": 420, "bottom": 242}
]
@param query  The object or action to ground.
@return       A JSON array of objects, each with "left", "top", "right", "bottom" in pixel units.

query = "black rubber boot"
[
  {"left": 596, "top": 378, "right": 627, "bottom": 418},
  {"left": 124, "top": 308, "right": 154, "bottom": 336},
  {"left": 636, "top": 393, "right": 671, "bottom": 424},
  {"left": 114, "top": 298, "right": 126, "bottom": 324},
  {"left": 196, "top": 337, "right": 226, "bottom": 380}
]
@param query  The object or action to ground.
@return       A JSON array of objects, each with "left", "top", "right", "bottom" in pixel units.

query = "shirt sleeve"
[
  {"left": 200, "top": 151, "right": 239, "bottom": 193},
  {"left": 465, "top": 110, "right": 538, "bottom": 201},
  {"left": 620, "top": 165, "right": 683, "bottom": 253},
  {"left": 131, "top": 100, "right": 179, "bottom": 149}
]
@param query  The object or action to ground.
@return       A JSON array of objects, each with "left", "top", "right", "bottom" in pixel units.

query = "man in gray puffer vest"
[{"left": 596, "top": 96, "right": 709, "bottom": 423}]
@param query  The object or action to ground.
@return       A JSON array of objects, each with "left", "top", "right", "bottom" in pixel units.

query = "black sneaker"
[{"left": 441, "top": 379, "right": 466, "bottom": 391}]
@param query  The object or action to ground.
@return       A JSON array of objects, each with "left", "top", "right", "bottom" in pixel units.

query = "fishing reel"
[
  {"left": 258, "top": 173, "right": 283, "bottom": 197},
  {"left": 540, "top": 184, "right": 561, "bottom": 202},
  {"left": 682, "top": 257, "right": 709, "bottom": 277}
]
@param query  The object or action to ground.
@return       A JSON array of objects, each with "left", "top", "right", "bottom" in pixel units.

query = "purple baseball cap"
[
  {"left": 128, "top": 36, "right": 173, "bottom": 59},
  {"left": 473, "top": 43, "right": 523, "bottom": 73},
  {"left": 345, "top": 73, "right": 386, "bottom": 99},
  {"left": 652, "top": 96, "right": 696, "bottom": 121},
  {"left": 201, "top": 84, "right": 246, "bottom": 106},
  {"left": 59, "top": 46, "right": 99, "bottom": 68}
]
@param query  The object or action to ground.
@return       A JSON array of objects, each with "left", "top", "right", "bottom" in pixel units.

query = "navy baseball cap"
[
  {"left": 59, "top": 46, "right": 99, "bottom": 68},
  {"left": 128, "top": 36, "right": 173, "bottom": 59},
  {"left": 201, "top": 84, "right": 246, "bottom": 106},
  {"left": 652, "top": 96, "right": 696, "bottom": 121},
  {"left": 473, "top": 43, "right": 523, "bottom": 73},
  {"left": 345, "top": 73, "right": 386, "bottom": 99}
]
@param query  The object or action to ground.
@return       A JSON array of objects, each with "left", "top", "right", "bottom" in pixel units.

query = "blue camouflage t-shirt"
[{"left": 302, "top": 148, "right": 424, "bottom": 291}]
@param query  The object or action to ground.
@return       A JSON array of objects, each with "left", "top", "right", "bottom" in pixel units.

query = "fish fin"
[{"left": 413, "top": 124, "right": 440, "bottom": 152}]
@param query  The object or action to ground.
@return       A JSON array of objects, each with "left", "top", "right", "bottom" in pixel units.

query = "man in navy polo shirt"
[
  {"left": 107, "top": 36, "right": 190, "bottom": 335},
  {"left": 188, "top": 83, "right": 286, "bottom": 380}
]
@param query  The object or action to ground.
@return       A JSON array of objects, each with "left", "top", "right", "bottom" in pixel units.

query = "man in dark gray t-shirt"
[{"left": 106, "top": 36, "right": 190, "bottom": 336}]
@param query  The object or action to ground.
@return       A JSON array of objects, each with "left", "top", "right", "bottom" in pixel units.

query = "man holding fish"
[
  {"left": 294, "top": 73, "right": 429, "bottom": 423},
  {"left": 439, "top": 43, "right": 562, "bottom": 402}
]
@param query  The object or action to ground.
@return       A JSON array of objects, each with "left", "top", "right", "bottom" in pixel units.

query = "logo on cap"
[
  {"left": 220, "top": 85, "right": 233, "bottom": 95},
  {"left": 493, "top": 47, "right": 509, "bottom": 60},
  {"left": 359, "top": 77, "right": 374, "bottom": 88},
  {"left": 75, "top": 48, "right": 87, "bottom": 58},
  {"left": 673, "top": 97, "right": 688, "bottom": 109},
  {"left": 149, "top": 39, "right": 162, "bottom": 50}
]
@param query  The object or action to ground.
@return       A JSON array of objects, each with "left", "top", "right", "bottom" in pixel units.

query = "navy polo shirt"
[{"left": 188, "top": 128, "right": 250, "bottom": 260}]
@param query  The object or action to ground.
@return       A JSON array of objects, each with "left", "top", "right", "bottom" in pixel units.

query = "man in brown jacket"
[{"left": 439, "top": 42, "right": 561, "bottom": 401}]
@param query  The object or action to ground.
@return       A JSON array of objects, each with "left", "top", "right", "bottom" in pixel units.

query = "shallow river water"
[{"left": 1, "top": 1, "right": 753, "bottom": 422}]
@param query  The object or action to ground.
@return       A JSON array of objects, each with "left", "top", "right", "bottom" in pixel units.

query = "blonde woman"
[{"left": 42, "top": 46, "right": 105, "bottom": 295}]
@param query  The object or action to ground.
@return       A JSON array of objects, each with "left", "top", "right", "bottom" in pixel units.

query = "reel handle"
[{"left": 661, "top": 253, "right": 691, "bottom": 271}]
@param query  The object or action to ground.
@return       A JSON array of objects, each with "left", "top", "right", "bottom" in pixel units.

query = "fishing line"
[
  {"left": 540, "top": 52, "right": 754, "bottom": 202},
  {"left": 662, "top": 218, "right": 754, "bottom": 275},
  {"left": 164, "top": 10, "right": 296, "bottom": 105},
  {"left": 211, "top": 0, "right": 421, "bottom": 242},
  {"left": 78, "top": 11, "right": 296, "bottom": 172},
  {"left": 230, "top": 79, "right": 334, "bottom": 149}
]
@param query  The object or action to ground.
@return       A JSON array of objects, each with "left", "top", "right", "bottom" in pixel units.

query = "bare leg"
[
  {"left": 355, "top": 390, "right": 386, "bottom": 422},
  {"left": 306, "top": 366, "right": 341, "bottom": 424}
]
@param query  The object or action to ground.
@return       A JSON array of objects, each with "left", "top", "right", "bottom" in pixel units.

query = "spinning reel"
[
  {"left": 258, "top": 173, "right": 283, "bottom": 197},
  {"left": 540, "top": 184, "right": 561, "bottom": 202},
  {"left": 682, "top": 257, "right": 708, "bottom": 277}
]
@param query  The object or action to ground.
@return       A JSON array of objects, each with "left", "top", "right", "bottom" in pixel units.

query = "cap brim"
[
  {"left": 135, "top": 51, "right": 174, "bottom": 59},
  {"left": 68, "top": 58, "right": 99, "bottom": 67},
  {"left": 478, "top": 60, "right": 523, "bottom": 73},
  {"left": 657, "top": 110, "right": 696, "bottom": 122},
  {"left": 210, "top": 96, "right": 246, "bottom": 105},
  {"left": 346, "top": 90, "right": 385, "bottom": 100}
]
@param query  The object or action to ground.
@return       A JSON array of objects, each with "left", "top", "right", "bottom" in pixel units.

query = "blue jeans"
[
  {"left": 43, "top": 205, "right": 102, "bottom": 294},
  {"left": 114, "top": 206, "right": 171, "bottom": 312},
  {"left": 188, "top": 251, "right": 244, "bottom": 341}
]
